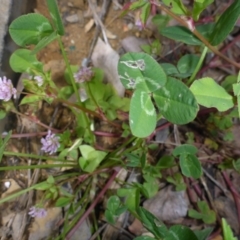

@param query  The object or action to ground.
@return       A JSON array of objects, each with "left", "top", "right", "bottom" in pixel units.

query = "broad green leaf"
[
  {"left": 210, "top": 0, "right": 240, "bottom": 46},
  {"left": 34, "top": 181, "right": 52, "bottom": 190},
  {"left": 221, "top": 75, "right": 237, "bottom": 92},
  {"left": 190, "top": 77, "right": 234, "bottom": 111},
  {"left": 165, "top": 225, "right": 198, "bottom": 240},
  {"left": 162, "top": 0, "right": 188, "bottom": 15},
  {"left": 194, "top": 228, "right": 213, "bottom": 240},
  {"left": 105, "top": 209, "right": 115, "bottom": 224},
  {"left": 20, "top": 95, "right": 43, "bottom": 105},
  {"left": 46, "top": 0, "right": 65, "bottom": 35},
  {"left": 32, "top": 31, "right": 57, "bottom": 54},
  {"left": 157, "top": 155, "right": 175, "bottom": 169},
  {"left": 160, "top": 23, "right": 214, "bottom": 45},
  {"left": 161, "top": 63, "right": 179, "bottom": 76},
  {"left": 58, "top": 86, "right": 74, "bottom": 99},
  {"left": 233, "top": 159, "right": 240, "bottom": 173},
  {"left": 136, "top": 207, "right": 168, "bottom": 238},
  {"left": 129, "top": 90, "right": 156, "bottom": 138},
  {"left": 118, "top": 52, "right": 166, "bottom": 92},
  {"left": 134, "top": 236, "right": 156, "bottom": 240},
  {"left": 177, "top": 54, "right": 200, "bottom": 78},
  {"left": 0, "top": 131, "right": 11, "bottom": 163},
  {"left": 140, "top": 2, "right": 151, "bottom": 24},
  {"left": 117, "top": 188, "right": 140, "bottom": 211},
  {"left": 0, "top": 110, "right": 6, "bottom": 120},
  {"left": 79, "top": 145, "right": 95, "bottom": 159},
  {"left": 173, "top": 144, "right": 198, "bottom": 156},
  {"left": 9, "top": 13, "right": 53, "bottom": 47},
  {"left": 152, "top": 14, "right": 170, "bottom": 29},
  {"left": 106, "top": 196, "right": 121, "bottom": 213},
  {"left": 79, "top": 146, "right": 107, "bottom": 173},
  {"left": 130, "top": 0, "right": 148, "bottom": 10},
  {"left": 179, "top": 154, "right": 202, "bottom": 179},
  {"left": 222, "top": 218, "right": 237, "bottom": 240},
  {"left": 153, "top": 77, "right": 199, "bottom": 124},
  {"left": 189, "top": 201, "right": 216, "bottom": 224},
  {"left": 10, "top": 49, "right": 43, "bottom": 73},
  {"left": 193, "top": 0, "right": 214, "bottom": 21},
  {"left": 55, "top": 197, "right": 72, "bottom": 207}
]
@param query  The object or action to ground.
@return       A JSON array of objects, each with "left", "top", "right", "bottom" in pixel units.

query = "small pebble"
[{"left": 66, "top": 14, "right": 79, "bottom": 23}]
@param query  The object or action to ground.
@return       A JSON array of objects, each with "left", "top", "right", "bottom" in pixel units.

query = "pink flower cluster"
[
  {"left": 29, "top": 206, "right": 47, "bottom": 218},
  {"left": 41, "top": 130, "right": 60, "bottom": 155},
  {"left": 74, "top": 66, "right": 94, "bottom": 83},
  {"left": 0, "top": 76, "right": 17, "bottom": 101}
]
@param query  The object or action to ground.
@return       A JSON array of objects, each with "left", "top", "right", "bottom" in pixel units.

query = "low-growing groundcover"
[{"left": 0, "top": 0, "right": 240, "bottom": 239}]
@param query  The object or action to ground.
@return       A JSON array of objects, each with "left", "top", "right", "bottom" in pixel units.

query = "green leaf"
[
  {"left": 0, "top": 110, "right": 6, "bottom": 120},
  {"left": 233, "top": 159, "right": 240, "bottom": 173},
  {"left": 10, "top": 49, "right": 43, "bottom": 73},
  {"left": 34, "top": 181, "right": 52, "bottom": 190},
  {"left": 0, "top": 131, "right": 11, "bottom": 163},
  {"left": 140, "top": 2, "right": 151, "bottom": 24},
  {"left": 23, "top": 79, "right": 43, "bottom": 94},
  {"left": 79, "top": 145, "right": 107, "bottom": 173},
  {"left": 134, "top": 236, "right": 156, "bottom": 240},
  {"left": 118, "top": 52, "right": 166, "bottom": 92},
  {"left": 190, "top": 77, "right": 234, "bottom": 111},
  {"left": 188, "top": 201, "right": 216, "bottom": 224},
  {"left": 32, "top": 31, "right": 58, "bottom": 54},
  {"left": 117, "top": 188, "right": 140, "bottom": 211},
  {"left": 177, "top": 54, "right": 200, "bottom": 78},
  {"left": 129, "top": 90, "right": 156, "bottom": 138},
  {"left": 46, "top": 0, "right": 65, "bottom": 35},
  {"left": 20, "top": 95, "right": 43, "bottom": 105},
  {"left": 160, "top": 23, "right": 214, "bottom": 45},
  {"left": 55, "top": 197, "right": 72, "bottom": 207},
  {"left": 157, "top": 155, "right": 175, "bottom": 169},
  {"left": 153, "top": 77, "right": 199, "bottom": 124},
  {"left": 58, "top": 86, "right": 74, "bottom": 99},
  {"left": 162, "top": 0, "right": 188, "bottom": 15},
  {"left": 179, "top": 154, "right": 202, "bottom": 179},
  {"left": 194, "top": 228, "right": 213, "bottom": 240},
  {"left": 193, "top": 0, "right": 214, "bottom": 21},
  {"left": 210, "top": 0, "right": 240, "bottom": 46},
  {"left": 9, "top": 13, "right": 53, "bottom": 47},
  {"left": 165, "top": 225, "right": 198, "bottom": 240},
  {"left": 161, "top": 63, "right": 179, "bottom": 76},
  {"left": 105, "top": 209, "right": 115, "bottom": 224},
  {"left": 173, "top": 144, "right": 198, "bottom": 157},
  {"left": 107, "top": 196, "right": 121, "bottom": 213},
  {"left": 136, "top": 207, "right": 168, "bottom": 238},
  {"left": 222, "top": 218, "right": 237, "bottom": 240}
]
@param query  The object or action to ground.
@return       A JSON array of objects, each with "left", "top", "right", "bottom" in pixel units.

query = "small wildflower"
[
  {"left": 34, "top": 76, "right": 44, "bottom": 87},
  {"left": 74, "top": 66, "right": 94, "bottom": 83},
  {"left": 135, "top": 19, "right": 144, "bottom": 31},
  {"left": 0, "top": 76, "right": 17, "bottom": 101},
  {"left": 28, "top": 206, "right": 47, "bottom": 218},
  {"left": 41, "top": 130, "right": 60, "bottom": 154}
]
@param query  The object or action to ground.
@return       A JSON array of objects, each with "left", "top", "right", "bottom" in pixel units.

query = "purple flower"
[
  {"left": 41, "top": 130, "right": 60, "bottom": 154},
  {"left": 34, "top": 76, "right": 44, "bottom": 87},
  {"left": 29, "top": 206, "right": 47, "bottom": 218},
  {"left": 135, "top": 19, "right": 144, "bottom": 31},
  {"left": 0, "top": 76, "right": 17, "bottom": 101},
  {"left": 74, "top": 66, "right": 94, "bottom": 83}
]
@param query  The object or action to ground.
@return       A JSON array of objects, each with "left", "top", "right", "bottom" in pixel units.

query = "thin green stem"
[
  {"left": 0, "top": 172, "right": 79, "bottom": 204},
  {"left": 3, "top": 151, "right": 73, "bottom": 162},
  {"left": 187, "top": 46, "right": 208, "bottom": 85},
  {"left": 57, "top": 35, "right": 94, "bottom": 143},
  {"left": 0, "top": 164, "right": 77, "bottom": 171}
]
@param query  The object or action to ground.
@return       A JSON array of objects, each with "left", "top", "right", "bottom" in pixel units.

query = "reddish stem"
[
  {"left": 66, "top": 168, "right": 120, "bottom": 239},
  {"left": 221, "top": 171, "right": 240, "bottom": 230}
]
